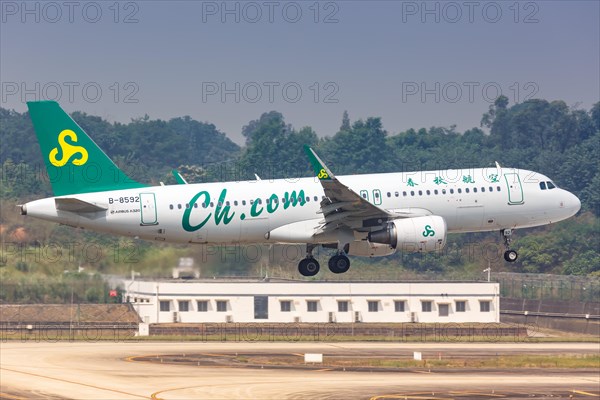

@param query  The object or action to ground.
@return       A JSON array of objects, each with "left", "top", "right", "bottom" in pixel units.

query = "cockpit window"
[
  {"left": 539, "top": 182, "right": 547, "bottom": 190},
  {"left": 547, "top": 181, "right": 556, "bottom": 189}
]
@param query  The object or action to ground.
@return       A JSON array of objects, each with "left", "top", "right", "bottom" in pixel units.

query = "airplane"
[{"left": 20, "top": 101, "right": 581, "bottom": 276}]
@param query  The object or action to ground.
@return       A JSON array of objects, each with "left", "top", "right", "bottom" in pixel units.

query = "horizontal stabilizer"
[{"left": 55, "top": 198, "right": 108, "bottom": 213}]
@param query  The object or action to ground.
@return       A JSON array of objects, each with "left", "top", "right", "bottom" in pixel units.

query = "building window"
[
  {"left": 394, "top": 300, "right": 405, "bottom": 312},
  {"left": 438, "top": 303, "right": 449, "bottom": 317},
  {"left": 197, "top": 301, "right": 208, "bottom": 312},
  {"left": 254, "top": 296, "right": 268, "bottom": 319},
  {"left": 338, "top": 301, "right": 349, "bottom": 312},
  {"left": 455, "top": 301, "right": 466, "bottom": 312},
  {"left": 280, "top": 301, "right": 291, "bottom": 312},
  {"left": 159, "top": 301, "right": 170, "bottom": 312},
  {"left": 421, "top": 301, "right": 432, "bottom": 312},
  {"left": 307, "top": 300, "right": 318, "bottom": 312},
  {"left": 178, "top": 300, "right": 189, "bottom": 312},
  {"left": 480, "top": 301, "right": 491, "bottom": 312},
  {"left": 216, "top": 300, "right": 228, "bottom": 312},
  {"left": 368, "top": 301, "right": 379, "bottom": 312}
]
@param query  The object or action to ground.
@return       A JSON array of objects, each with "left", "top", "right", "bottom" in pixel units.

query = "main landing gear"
[
  {"left": 501, "top": 229, "right": 518, "bottom": 262},
  {"left": 328, "top": 253, "right": 350, "bottom": 274},
  {"left": 298, "top": 245, "right": 352, "bottom": 276},
  {"left": 298, "top": 244, "right": 320, "bottom": 277}
]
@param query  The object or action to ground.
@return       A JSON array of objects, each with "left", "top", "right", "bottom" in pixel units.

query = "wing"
[{"left": 304, "top": 145, "right": 395, "bottom": 233}]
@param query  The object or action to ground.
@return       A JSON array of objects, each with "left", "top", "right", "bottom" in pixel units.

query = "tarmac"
[{"left": 1, "top": 341, "right": 598, "bottom": 399}]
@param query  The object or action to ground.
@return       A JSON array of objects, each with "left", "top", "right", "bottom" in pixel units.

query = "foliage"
[{"left": 1, "top": 98, "right": 598, "bottom": 281}]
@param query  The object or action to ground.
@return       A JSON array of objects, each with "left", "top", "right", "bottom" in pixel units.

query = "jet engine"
[{"left": 367, "top": 216, "right": 447, "bottom": 253}]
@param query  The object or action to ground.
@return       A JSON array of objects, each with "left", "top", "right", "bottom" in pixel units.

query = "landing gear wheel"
[
  {"left": 328, "top": 254, "right": 351, "bottom": 274},
  {"left": 298, "top": 258, "right": 320, "bottom": 277},
  {"left": 504, "top": 250, "right": 518, "bottom": 262},
  {"left": 501, "top": 229, "right": 518, "bottom": 263}
]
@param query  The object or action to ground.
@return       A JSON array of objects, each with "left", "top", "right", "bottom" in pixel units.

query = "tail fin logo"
[{"left": 49, "top": 130, "right": 89, "bottom": 167}]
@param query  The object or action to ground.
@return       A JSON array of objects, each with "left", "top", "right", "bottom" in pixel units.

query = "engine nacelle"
[
  {"left": 368, "top": 216, "right": 447, "bottom": 253},
  {"left": 347, "top": 240, "right": 396, "bottom": 257}
]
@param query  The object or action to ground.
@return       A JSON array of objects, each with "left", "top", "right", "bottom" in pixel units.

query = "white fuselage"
[{"left": 23, "top": 167, "right": 581, "bottom": 245}]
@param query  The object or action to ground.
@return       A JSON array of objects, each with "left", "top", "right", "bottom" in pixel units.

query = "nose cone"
[{"left": 565, "top": 191, "right": 581, "bottom": 217}]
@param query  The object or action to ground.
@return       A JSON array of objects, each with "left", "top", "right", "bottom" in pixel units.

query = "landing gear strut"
[
  {"left": 328, "top": 253, "right": 351, "bottom": 274},
  {"left": 501, "top": 229, "right": 518, "bottom": 262},
  {"left": 298, "top": 244, "right": 320, "bottom": 276}
]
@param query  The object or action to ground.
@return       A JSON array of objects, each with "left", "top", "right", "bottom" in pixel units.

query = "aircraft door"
[
  {"left": 504, "top": 173, "right": 524, "bottom": 205},
  {"left": 373, "top": 189, "right": 382, "bottom": 205},
  {"left": 140, "top": 193, "right": 158, "bottom": 225},
  {"left": 359, "top": 190, "right": 369, "bottom": 201}
]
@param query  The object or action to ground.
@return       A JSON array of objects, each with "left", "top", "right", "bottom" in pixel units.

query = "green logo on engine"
[{"left": 422, "top": 225, "right": 435, "bottom": 237}]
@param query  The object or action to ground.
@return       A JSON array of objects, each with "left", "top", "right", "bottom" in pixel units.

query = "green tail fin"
[{"left": 27, "top": 101, "right": 147, "bottom": 196}]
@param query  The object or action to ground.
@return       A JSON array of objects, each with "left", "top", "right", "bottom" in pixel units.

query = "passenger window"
[
  {"left": 547, "top": 181, "right": 556, "bottom": 189},
  {"left": 194, "top": 203, "right": 198, "bottom": 208},
  {"left": 314, "top": 196, "right": 318, "bottom": 202},
  {"left": 177, "top": 204, "right": 182, "bottom": 209},
  {"left": 465, "top": 188, "right": 469, "bottom": 193},
  {"left": 418, "top": 190, "right": 422, "bottom": 196},
  {"left": 210, "top": 202, "right": 214, "bottom": 207},
  {"left": 202, "top": 202, "right": 207, "bottom": 208},
  {"left": 450, "top": 189, "right": 454, "bottom": 194},
  {"left": 395, "top": 192, "right": 399, "bottom": 197},
  {"left": 489, "top": 186, "right": 493, "bottom": 192},
  {"left": 442, "top": 189, "right": 446, "bottom": 194},
  {"left": 473, "top": 187, "right": 478, "bottom": 193},
  {"left": 481, "top": 187, "right": 485, "bottom": 192},
  {"left": 226, "top": 201, "right": 230, "bottom": 206},
  {"left": 426, "top": 190, "right": 430, "bottom": 195},
  {"left": 403, "top": 191, "right": 407, "bottom": 197},
  {"left": 387, "top": 192, "right": 391, "bottom": 198},
  {"left": 169, "top": 204, "right": 173, "bottom": 210},
  {"left": 305, "top": 197, "right": 309, "bottom": 202},
  {"left": 185, "top": 204, "right": 190, "bottom": 209},
  {"left": 234, "top": 201, "right": 238, "bottom": 206},
  {"left": 410, "top": 191, "right": 415, "bottom": 196},
  {"left": 496, "top": 186, "right": 501, "bottom": 191},
  {"left": 458, "top": 188, "right": 462, "bottom": 194},
  {"left": 434, "top": 189, "right": 438, "bottom": 195},
  {"left": 242, "top": 200, "right": 246, "bottom": 206}
]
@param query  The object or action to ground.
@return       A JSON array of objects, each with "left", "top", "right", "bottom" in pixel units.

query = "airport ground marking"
[
  {"left": 572, "top": 390, "right": 600, "bottom": 397},
  {"left": 0, "top": 367, "right": 147, "bottom": 399},
  {"left": 0, "top": 392, "right": 27, "bottom": 400}
]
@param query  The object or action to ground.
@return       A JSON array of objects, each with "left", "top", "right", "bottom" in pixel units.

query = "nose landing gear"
[{"left": 501, "top": 229, "right": 518, "bottom": 262}]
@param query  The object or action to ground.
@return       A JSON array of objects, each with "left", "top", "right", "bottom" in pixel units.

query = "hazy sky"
[{"left": 2, "top": 1, "right": 598, "bottom": 145}]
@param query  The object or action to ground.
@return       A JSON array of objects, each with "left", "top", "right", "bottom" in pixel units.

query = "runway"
[{"left": 1, "top": 342, "right": 598, "bottom": 399}]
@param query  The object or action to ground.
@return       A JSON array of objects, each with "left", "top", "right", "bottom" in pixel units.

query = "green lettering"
[
  {"left": 283, "top": 190, "right": 306, "bottom": 209},
  {"left": 250, "top": 198, "right": 263, "bottom": 217},
  {"left": 214, "top": 189, "right": 235, "bottom": 225},
  {"left": 182, "top": 191, "right": 211, "bottom": 232},
  {"left": 266, "top": 193, "right": 279, "bottom": 214}
]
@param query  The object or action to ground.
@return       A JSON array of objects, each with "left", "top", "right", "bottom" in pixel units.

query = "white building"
[{"left": 122, "top": 278, "right": 499, "bottom": 324}]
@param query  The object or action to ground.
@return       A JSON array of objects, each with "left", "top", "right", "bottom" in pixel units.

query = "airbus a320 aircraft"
[{"left": 20, "top": 101, "right": 581, "bottom": 276}]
